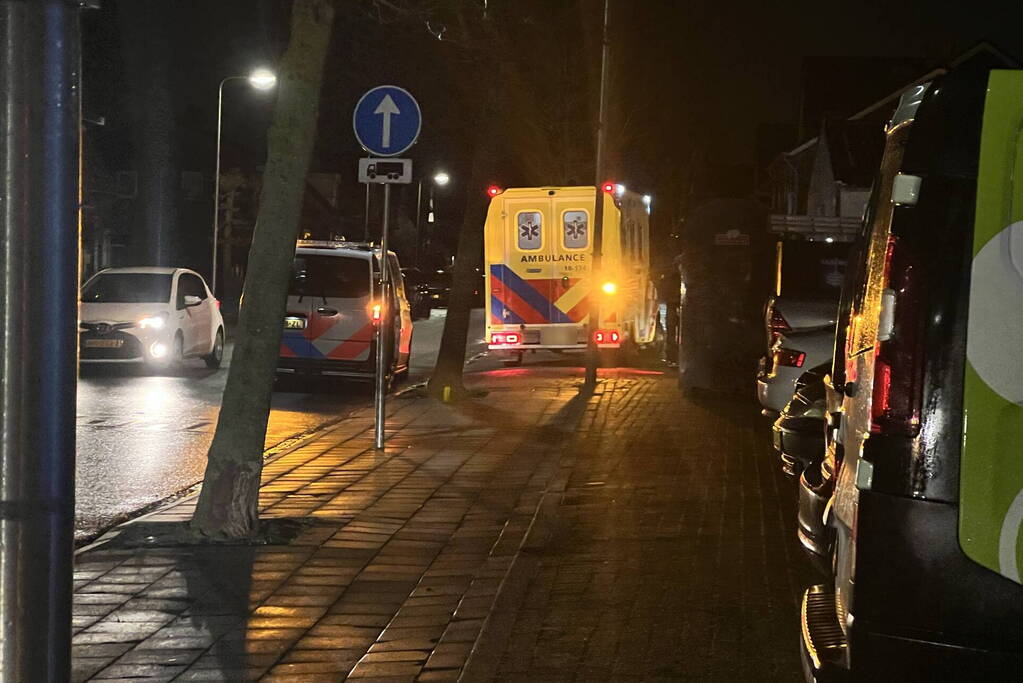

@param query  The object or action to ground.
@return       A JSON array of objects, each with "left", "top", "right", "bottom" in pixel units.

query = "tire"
[
  {"left": 163, "top": 333, "right": 184, "bottom": 374},
  {"left": 203, "top": 328, "right": 224, "bottom": 369}
]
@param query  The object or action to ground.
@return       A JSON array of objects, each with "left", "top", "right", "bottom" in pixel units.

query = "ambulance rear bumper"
[{"left": 488, "top": 343, "right": 586, "bottom": 351}]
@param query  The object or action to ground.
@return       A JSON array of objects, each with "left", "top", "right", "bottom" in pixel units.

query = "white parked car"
[
  {"left": 756, "top": 327, "right": 833, "bottom": 415},
  {"left": 80, "top": 267, "right": 225, "bottom": 368}
]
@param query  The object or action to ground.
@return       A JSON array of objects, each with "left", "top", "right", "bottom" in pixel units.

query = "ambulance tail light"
[
  {"left": 370, "top": 303, "right": 382, "bottom": 323},
  {"left": 594, "top": 329, "right": 620, "bottom": 345},
  {"left": 490, "top": 332, "right": 520, "bottom": 345},
  {"left": 601, "top": 182, "right": 615, "bottom": 194},
  {"left": 487, "top": 185, "right": 503, "bottom": 197},
  {"left": 870, "top": 236, "right": 924, "bottom": 436}
]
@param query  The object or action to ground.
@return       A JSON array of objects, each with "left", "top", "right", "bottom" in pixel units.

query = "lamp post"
[
  {"left": 415, "top": 171, "right": 450, "bottom": 267},
  {"left": 211, "top": 68, "right": 276, "bottom": 295}
]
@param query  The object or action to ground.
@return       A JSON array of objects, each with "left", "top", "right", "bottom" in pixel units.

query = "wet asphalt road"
[{"left": 75, "top": 309, "right": 487, "bottom": 541}]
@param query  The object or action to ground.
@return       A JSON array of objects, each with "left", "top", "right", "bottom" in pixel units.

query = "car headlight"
[{"left": 139, "top": 315, "right": 166, "bottom": 330}]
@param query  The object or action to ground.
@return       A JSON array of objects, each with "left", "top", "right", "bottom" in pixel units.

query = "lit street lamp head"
[
  {"left": 247, "top": 68, "right": 277, "bottom": 90},
  {"left": 433, "top": 171, "right": 450, "bottom": 186}
]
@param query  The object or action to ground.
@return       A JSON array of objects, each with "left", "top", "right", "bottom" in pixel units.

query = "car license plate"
[
  {"left": 85, "top": 338, "right": 123, "bottom": 348},
  {"left": 284, "top": 317, "right": 306, "bottom": 330}
]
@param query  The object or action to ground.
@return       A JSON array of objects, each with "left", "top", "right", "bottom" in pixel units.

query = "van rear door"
[
  {"left": 493, "top": 195, "right": 560, "bottom": 325},
  {"left": 287, "top": 253, "right": 375, "bottom": 363},
  {"left": 550, "top": 193, "right": 592, "bottom": 326},
  {"left": 281, "top": 257, "right": 314, "bottom": 359}
]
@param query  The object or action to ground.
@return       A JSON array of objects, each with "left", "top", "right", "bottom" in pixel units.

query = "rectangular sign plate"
[
  {"left": 284, "top": 317, "right": 307, "bottom": 330},
  {"left": 358, "top": 158, "right": 412, "bottom": 184}
]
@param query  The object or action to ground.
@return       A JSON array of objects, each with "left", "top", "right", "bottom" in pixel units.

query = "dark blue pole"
[{"left": 0, "top": 1, "right": 81, "bottom": 679}]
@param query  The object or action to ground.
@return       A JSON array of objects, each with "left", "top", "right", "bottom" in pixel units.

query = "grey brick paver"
[
  {"left": 490, "top": 375, "right": 814, "bottom": 682},
  {"left": 72, "top": 368, "right": 808, "bottom": 681}
]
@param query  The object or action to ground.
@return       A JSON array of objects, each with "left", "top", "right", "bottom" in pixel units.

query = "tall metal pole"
[
  {"left": 363, "top": 176, "right": 371, "bottom": 241},
  {"left": 374, "top": 183, "right": 391, "bottom": 449},
  {"left": 583, "top": 0, "right": 611, "bottom": 392},
  {"left": 0, "top": 1, "right": 81, "bottom": 679},
  {"left": 414, "top": 178, "right": 423, "bottom": 266},
  {"left": 210, "top": 77, "right": 234, "bottom": 296}
]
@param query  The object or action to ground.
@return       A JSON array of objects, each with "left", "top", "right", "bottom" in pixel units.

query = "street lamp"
[
  {"left": 415, "top": 171, "right": 451, "bottom": 267},
  {"left": 211, "top": 68, "right": 277, "bottom": 296}
]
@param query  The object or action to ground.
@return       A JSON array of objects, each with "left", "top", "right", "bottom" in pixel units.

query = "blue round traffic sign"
[{"left": 353, "top": 85, "right": 421, "bottom": 157}]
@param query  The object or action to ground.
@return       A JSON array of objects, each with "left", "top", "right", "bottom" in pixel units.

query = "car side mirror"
[{"left": 184, "top": 295, "right": 202, "bottom": 307}]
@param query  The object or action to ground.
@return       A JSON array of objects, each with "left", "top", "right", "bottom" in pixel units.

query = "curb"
[
  {"left": 74, "top": 410, "right": 357, "bottom": 557},
  {"left": 459, "top": 460, "right": 574, "bottom": 681}
]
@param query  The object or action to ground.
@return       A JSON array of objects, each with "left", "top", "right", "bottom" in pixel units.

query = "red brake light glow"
[
  {"left": 774, "top": 348, "right": 806, "bottom": 368},
  {"left": 490, "top": 332, "right": 520, "bottom": 345},
  {"left": 487, "top": 185, "right": 503, "bottom": 197},
  {"left": 870, "top": 236, "right": 924, "bottom": 435},
  {"left": 601, "top": 182, "right": 615, "bottom": 194},
  {"left": 593, "top": 329, "right": 620, "bottom": 345}
]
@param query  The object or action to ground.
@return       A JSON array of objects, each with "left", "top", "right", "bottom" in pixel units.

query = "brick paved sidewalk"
[
  {"left": 71, "top": 367, "right": 811, "bottom": 682},
  {"left": 492, "top": 375, "right": 814, "bottom": 681},
  {"left": 72, "top": 368, "right": 590, "bottom": 681}
]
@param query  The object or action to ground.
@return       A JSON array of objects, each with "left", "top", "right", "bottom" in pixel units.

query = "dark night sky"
[{"left": 83, "top": 0, "right": 1023, "bottom": 269}]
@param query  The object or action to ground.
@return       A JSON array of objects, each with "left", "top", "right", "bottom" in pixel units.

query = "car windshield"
[
  {"left": 778, "top": 241, "right": 848, "bottom": 300},
  {"left": 81, "top": 273, "right": 172, "bottom": 304},
  {"left": 290, "top": 254, "right": 370, "bottom": 299}
]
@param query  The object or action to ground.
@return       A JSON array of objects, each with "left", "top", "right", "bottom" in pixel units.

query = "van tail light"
[
  {"left": 371, "top": 303, "right": 382, "bottom": 323},
  {"left": 770, "top": 307, "right": 791, "bottom": 333},
  {"left": 773, "top": 348, "right": 806, "bottom": 368},
  {"left": 594, "top": 329, "right": 620, "bottom": 345},
  {"left": 870, "top": 236, "right": 924, "bottom": 435},
  {"left": 490, "top": 332, "right": 520, "bottom": 345},
  {"left": 769, "top": 305, "right": 791, "bottom": 344}
]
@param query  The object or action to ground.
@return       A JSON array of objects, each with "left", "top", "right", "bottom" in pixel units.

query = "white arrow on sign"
[{"left": 374, "top": 94, "right": 400, "bottom": 149}]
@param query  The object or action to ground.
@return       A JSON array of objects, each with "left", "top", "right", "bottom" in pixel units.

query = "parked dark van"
[{"left": 801, "top": 63, "right": 1023, "bottom": 680}]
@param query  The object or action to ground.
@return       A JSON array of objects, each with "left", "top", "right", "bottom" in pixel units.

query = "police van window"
[
  {"left": 388, "top": 255, "right": 406, "bottom": 299},
  {"left": 290, "top": 255, "right": 371, "bottom": 299},
  {"left": 517, "top": 211, "right": 542, "bottom": 250},
  {"left": 562, "top": 210, "right": 588, "bottom": 249}
]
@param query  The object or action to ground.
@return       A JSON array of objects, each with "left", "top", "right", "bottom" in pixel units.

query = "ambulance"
[{"left": 484, "top": 184, "right": 658, "bottom": 363}]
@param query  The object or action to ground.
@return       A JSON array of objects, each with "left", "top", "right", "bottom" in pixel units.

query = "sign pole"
[
  {"left": 352, "top": 84, "right": 420, "bottom": 450},
  {"left": 374, "top": 183, "right": 391, "bottom": 449},
  {"left": 583, "top": 0, "right": 611, "bottom": 392}
]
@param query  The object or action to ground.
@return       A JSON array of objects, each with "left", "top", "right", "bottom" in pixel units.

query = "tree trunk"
[
  {"left": 191, "top": 0, "right": 335, "bottom": 539},
  {"left": 426, "top": 81, "right": 498, "bottom": 399}
]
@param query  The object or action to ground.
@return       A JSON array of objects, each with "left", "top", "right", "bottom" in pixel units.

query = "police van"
[
  {"left": 483, "top": 185, "right": 657, "bottom": 363},
  {"left": 276, "top": 241, "right": 412, "bottom": 385}
]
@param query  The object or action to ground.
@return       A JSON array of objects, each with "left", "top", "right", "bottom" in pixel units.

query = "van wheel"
[{"left": 203, "top": 328, "right": 224, "bottom": 369}]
